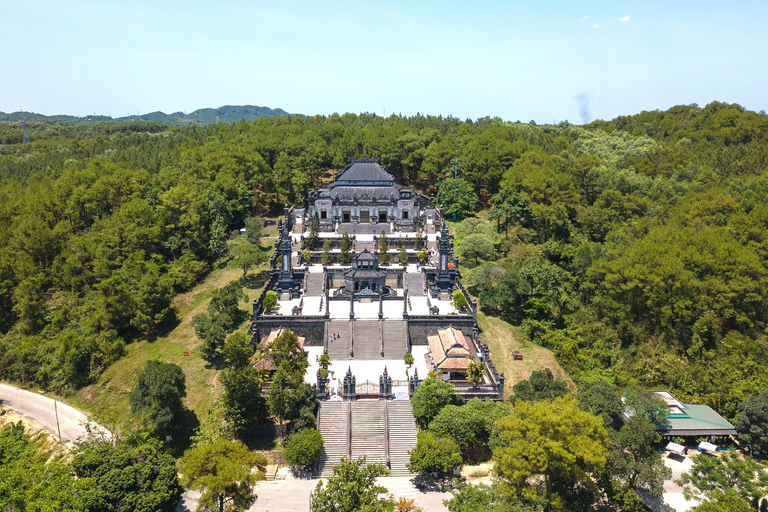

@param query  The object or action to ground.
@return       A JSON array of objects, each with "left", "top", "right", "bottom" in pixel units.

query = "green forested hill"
[
  {"left": 0, "top": 104, "right": 299, "bottom": 125},
  {"left": 1, "top": 102, "right": 767, "bottom": 417}
]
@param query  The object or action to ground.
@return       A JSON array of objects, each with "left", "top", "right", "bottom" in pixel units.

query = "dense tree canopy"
[
  {"left": 734, "top": 389, "right": 768, "bottom": 455},
  {"left": 129, "top": 359, "right": 187, "bottom": 432},
  {"left": 310, "top": 457, "right": 390, "bottom": 512},
  {"left": 284, "top": 428, "right": 324, "bottom": 472},
  {"left": 428, "top": 398, "right": 511, "bottom": 463},
  {"left": 179, "top": 438, "right": 267, "bottom": 512},
  {"left": 411, "top": 378, "right": 463, "bottom": 426},
  {"left": 676, "top": 451, "right": 768, "bottom": 508},
  {"left": 407, "top": 430, "right": 462, "bottom": 477},
  {"left": 493, "top": 396, "right": 608, "bottom": 511},
  {"left": 2, "top": 102, "right": 768, "bottom": 421},
  {"left": 72, "top": 438, "right": 182, "bottom": 512},
  {"left": 510, "top": 368, "right": 568, "bottom": 403}
]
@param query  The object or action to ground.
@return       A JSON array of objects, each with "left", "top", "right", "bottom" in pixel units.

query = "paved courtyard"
[{"left": 177, "top": 474, "right": 451, "bottom": 512}]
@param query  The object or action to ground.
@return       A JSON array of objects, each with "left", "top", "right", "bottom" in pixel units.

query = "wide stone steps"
[
  {"left": 350, "top": 401, "right": 386, "bottom": 464},
  {"left": 327, "top": 319, "right": 352, "bottom": 360},
  {"left": 317, "top": 401, "right": 350, "bottom": 477},
  {"left": 382, "top": 320, "right": 407, "bottom": 359},
  {"left": 388, "top": 401, "right": 418, "bottom": 477},
  {"left": 353, "top": 320, "right": 381, "bottom": 360},
  {"left": 306, "top": 272, "right": 324, "bottom": 296},
  {"left": 317, "top": 400, "right": 418, "bottom": 478},
  {"left": 406, "top": 272, "right": 425, "bottom": 296}
]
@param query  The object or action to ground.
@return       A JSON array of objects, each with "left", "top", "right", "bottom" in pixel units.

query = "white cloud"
[
  {"left": 578, "top": 15, "right": 589, "bottom": 21},
  {"left": 619, "top": 15, "right": 630, "bottom": 22},
  {"left": 590, "top": 23, "right": 605, "bottom": 29}
]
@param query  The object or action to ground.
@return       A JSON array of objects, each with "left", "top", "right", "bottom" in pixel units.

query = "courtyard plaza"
[{"left": 304, "top": 345, "right": 431, "bottom": 397}]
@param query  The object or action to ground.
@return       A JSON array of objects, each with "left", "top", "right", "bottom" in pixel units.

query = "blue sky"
[{"left": 2, "top": 0, "right": 767, "bottom": 123}]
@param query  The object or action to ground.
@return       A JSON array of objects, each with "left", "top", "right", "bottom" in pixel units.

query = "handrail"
[
  {"left": 384, "top": 400, "right": 391, "bottom": 469},
  {"left": 347, "top": 401, "right": 353, "bottom": 458}
]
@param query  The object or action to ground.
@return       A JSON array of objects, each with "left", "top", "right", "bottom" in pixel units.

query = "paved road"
[
  {"left": 178, "top": 475, "right": 451, "bottom": 512},
  {"left": 0, "top": 383, "right": 449, "bottom": 511},
  {"left": 0, "top": 383, "right": 91, "bottom": 446}
]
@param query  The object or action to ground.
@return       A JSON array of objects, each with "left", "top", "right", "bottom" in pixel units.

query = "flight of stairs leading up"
[
  {"left": 350, "top": 401, "right": 387, "bottom": 464},
  {"left": 306, "top": 272, "right": 324, "bottom": 296},
  {"left": 388, "top": 400, "right": 418, "bottom": 477},
  {"left": 382, "top": 320, "right": 407, "bottom": 359},
  {"left": 327, "top": 319, "right": 352, "bottom": 360},
  {"left": 353, "top": 320, "right": 381, "bottom": 359},
  {"left": 406, "top": 272, "right": 425, "bottom": 296},
  {"left": 317, "top": 401, "right": 350, "bottom": 477},
  {"left": 317, "top": 399, "right": 418, "bottom": 478}
]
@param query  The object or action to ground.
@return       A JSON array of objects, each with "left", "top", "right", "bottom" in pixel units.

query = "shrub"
[
  {"left": 263, "top": 290, "right": 278, "bottom": 312},
  {"left": 284, "top": 428, "right": 324, "bottom": 472},
  {"left": 407, "top": 431, "right": 462, "bottom": 477}
]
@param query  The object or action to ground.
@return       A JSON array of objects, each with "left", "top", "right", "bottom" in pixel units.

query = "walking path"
[{"left": 178, "top": 475, "right": 451, "bottom": 512}]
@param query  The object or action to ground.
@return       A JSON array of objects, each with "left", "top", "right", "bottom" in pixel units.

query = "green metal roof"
[{"left": 658, "top": 403, "right": 736, "bottom": 436}]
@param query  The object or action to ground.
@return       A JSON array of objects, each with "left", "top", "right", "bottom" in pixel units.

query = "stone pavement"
[
  {"left": 178, "top": 474, "right": 451, "bottom": 512},
  {"left": 642, "top": 453, "right": 698, "bottom": 512}
]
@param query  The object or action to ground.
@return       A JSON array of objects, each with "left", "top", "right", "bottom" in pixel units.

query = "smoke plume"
[{"left": 574, "top": 93, "right": 591, "bottom": 124}]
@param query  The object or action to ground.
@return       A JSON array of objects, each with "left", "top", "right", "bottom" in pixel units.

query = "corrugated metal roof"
[{"left": 658, "top": 403, "right": 736, "bottom": 436}]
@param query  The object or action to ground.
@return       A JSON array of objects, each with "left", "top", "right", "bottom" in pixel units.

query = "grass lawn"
[
  {"left": 477, "top": 310, "right": 575, "bottom": 396},
  {"left": 71, "top": 226, "right": 277, "bottom": 432},
  {"left": 447, "top": 214, "right": 575, "bottom": 396}
]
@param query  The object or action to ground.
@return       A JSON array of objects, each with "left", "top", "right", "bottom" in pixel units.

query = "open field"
[{"left": 477, "top": 310, "right": 575, "bottom": 395}]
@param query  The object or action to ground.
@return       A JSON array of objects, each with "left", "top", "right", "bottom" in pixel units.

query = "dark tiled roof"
[
  {"left": 345, "top": 269, "right": 385, "bottom": 279},
  {"left": 355, "top": 249, "right": 377, "bottom": 261},
  {"left": 336, "top": 162, "right": 394, "bottom": 183}
]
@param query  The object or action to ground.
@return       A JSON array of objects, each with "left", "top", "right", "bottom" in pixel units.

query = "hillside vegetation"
[
  {"left": 0, "top": 104, "right": 298, "bottom": 126},
  {"left": 1, "top": 102, "right": 767, "bottom": 419}
]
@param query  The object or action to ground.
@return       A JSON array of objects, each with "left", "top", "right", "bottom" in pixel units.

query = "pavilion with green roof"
[{"left": 651, "top": 391, "right": 736, "bottom": 438}]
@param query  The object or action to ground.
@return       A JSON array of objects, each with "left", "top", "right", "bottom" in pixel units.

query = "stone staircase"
[
  {"left": 353, "top": 320, "right": 382, "bottom": 360},
  {"left": 382, "top": 320, "right": 408, "bottom": 359},
  {"left": 388, "top": 400, "right": 418, "bottom": 477},
  {"left": 317, "top": 399, "right": 418, "bottom": 478},
  {"left": 406, "top": 272, "right": 425, "bottom": 296},
  {"left": 306, "top": 272, "right": 324, "bottom": 296},
  {"left": 350, "top": 401, "right": 386, "bottom": 464},
  {"left": 327, "top": 319, "right": 352, "bottom": 360},
  {"left": 317, "top": 401, "right": 350, "bottom": 477}
]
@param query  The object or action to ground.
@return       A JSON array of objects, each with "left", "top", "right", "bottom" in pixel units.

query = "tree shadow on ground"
[
  {"left": 144, "top": 308, "right": 182, "bottom": 343},
  {"left": 242, "top": 270, "right": 270, "bottom": 290},
  {"left": 666, "top": 453, "right": 686, "bottom": 463},
  {"left": 241, "top": 423, "right": 279, "bottom": 452},
  {"left": 165, "top": 408, "right": 200, "bottom": 458},
  {"left": 411, "top": 474, "right": 451, "bottom": 493}
]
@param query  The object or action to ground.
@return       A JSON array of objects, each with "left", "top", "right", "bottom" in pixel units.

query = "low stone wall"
[{"left": 250, "top": 317, "right": 327, "bottom": 346}]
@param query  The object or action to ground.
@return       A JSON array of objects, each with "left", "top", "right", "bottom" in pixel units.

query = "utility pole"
[
  {"left": 54, "top": 400, "right": 62, "bottom": 442},
  {"left": 215, "top": 107, "right": 220, "bottom": 124}
]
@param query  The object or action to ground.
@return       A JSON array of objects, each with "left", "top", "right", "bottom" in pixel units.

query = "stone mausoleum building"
[
  {"left": 249, "top": 158, "right": 504, "bottom": 476},
  {"left": 303, "top": 158, "right": 431, "bottom": 231}
]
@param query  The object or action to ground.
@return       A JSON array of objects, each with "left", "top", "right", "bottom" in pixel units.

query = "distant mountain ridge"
[{"left": 0, "top": 105, "right": 300, "bottom": 125}]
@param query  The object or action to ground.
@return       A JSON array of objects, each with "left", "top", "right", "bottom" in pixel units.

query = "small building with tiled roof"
[
  {"left": 427, "top": 327, "right": 478, "bottom": 379},
  {"left": 343, "top": 249, "right": 387, "bottom": 295}
]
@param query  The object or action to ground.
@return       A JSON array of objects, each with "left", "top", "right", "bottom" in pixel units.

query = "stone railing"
[{"left": 252, "top": 270, "right": 280, "bottom": 319}]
